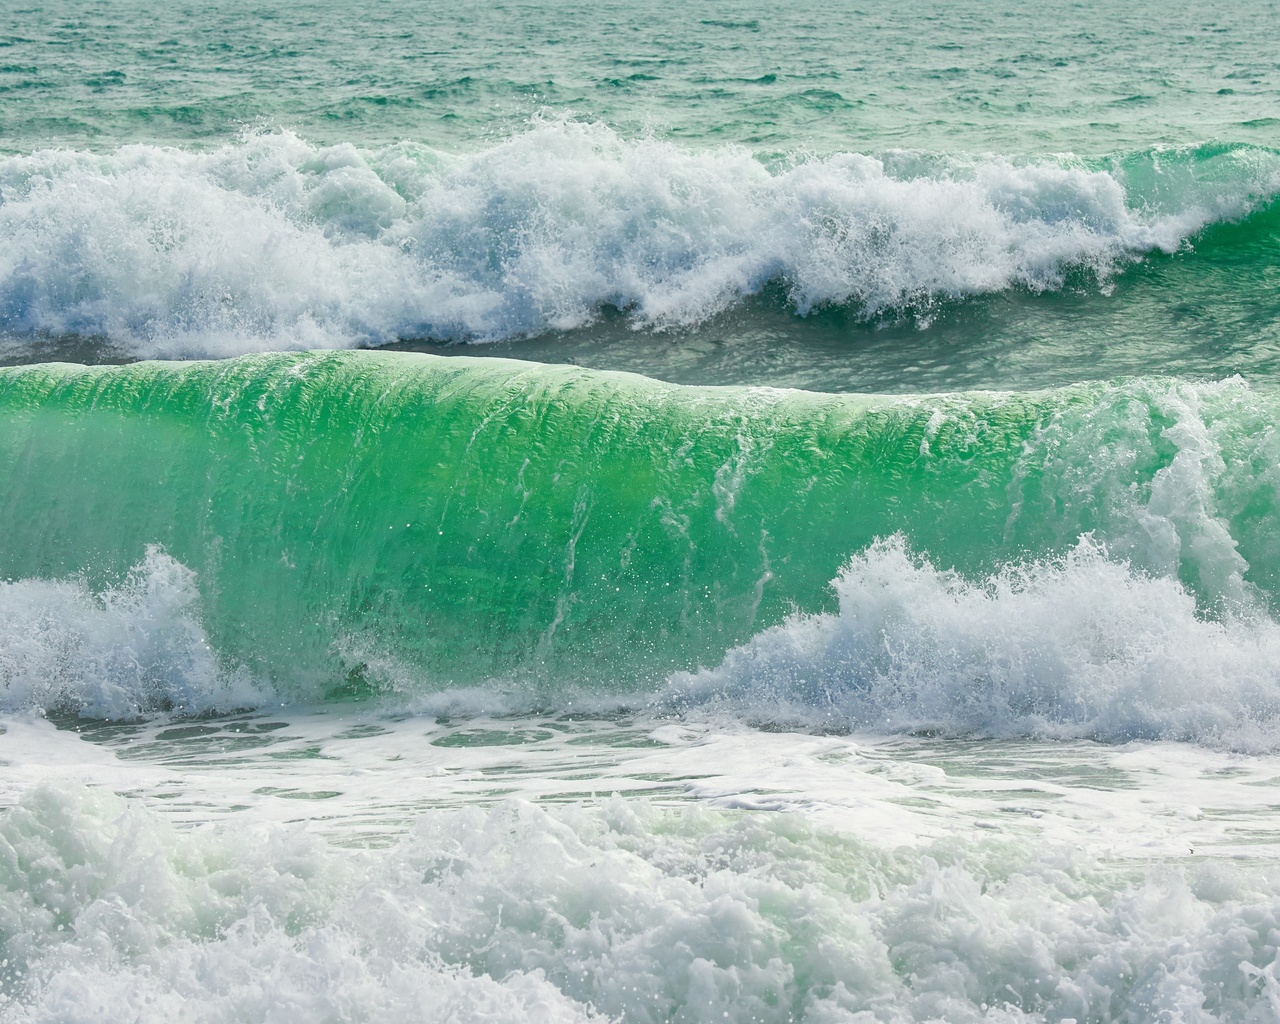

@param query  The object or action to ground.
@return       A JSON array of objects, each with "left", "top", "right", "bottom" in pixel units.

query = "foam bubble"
[
  {"left": 665, "top": 535, "right": 1280, "bottom": 748},
  {"left": 1, "top": 784, "right": 1278, "bottom": 1023},
  {"left": 1, "top": 125, "right": 1274, "bottom": 355},
  {"left": 0, "top": 547, "right": 263, "bottom": 718}
]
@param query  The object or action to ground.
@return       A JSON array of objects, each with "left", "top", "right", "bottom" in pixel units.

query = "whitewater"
[
  {"left": 3, "top": 1, "right": 1280, "bottom": 1022},
  {"left": 0, "top": 128, "right": 1277, "bottom": 353}
]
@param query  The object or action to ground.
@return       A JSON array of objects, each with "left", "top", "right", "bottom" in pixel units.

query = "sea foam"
[
  {"left": 1, "top": 784, "right": 1278, "bottom": 1023},
  {"left": 1, "top": 125, "right": 1275, "bottom": 356},
  {"left": 0, "top": 547, "right": 260, "bottom": 718},
  {"left": 667, "top": 535, "right": 1280, "bottom": 749}
]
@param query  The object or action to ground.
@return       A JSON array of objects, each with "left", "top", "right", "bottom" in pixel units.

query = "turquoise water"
[
  {"left": 1, "top": 0, "right": 1278, "bottom": 394},
  {"left": 4, "top": 3, "right": 1280, "bottom": 1022},
  {"left": 4, "top": 0, "right": 1279, "bottom": 154}
]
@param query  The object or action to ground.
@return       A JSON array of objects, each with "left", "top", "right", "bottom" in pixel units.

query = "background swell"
[{"left": 0, "top": 129, "right": 1276, "bottom": 356}]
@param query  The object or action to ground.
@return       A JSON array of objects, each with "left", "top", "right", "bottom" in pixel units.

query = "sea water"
[{"left": 2, "top": 2, "right": 1280, "bottom": 1021}]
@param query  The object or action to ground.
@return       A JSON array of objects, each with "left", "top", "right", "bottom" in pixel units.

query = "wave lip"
[
  {"left": 665, "top": 535, "right": 1280, "bottom": 750},
  {"left": 1, "top": 125, "right": 1276, "bottom": 355}
]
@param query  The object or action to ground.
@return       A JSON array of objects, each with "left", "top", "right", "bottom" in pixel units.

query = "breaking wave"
[
  {"left": 7, "top": 536, "right": 1280, "bottom": 752},
  {"left": 668, "top": 536, "right": 1280, "bottom": 750},
  {"left": 0, "top": 547, "right": 262, "bottom": 719},
  {"left": 1, "top": 125, "right": 1276, "bottom": 355}
]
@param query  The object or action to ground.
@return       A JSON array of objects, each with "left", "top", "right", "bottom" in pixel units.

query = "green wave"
[{"left": 1, "top": 352, "right": 1276, "bottom": 698}]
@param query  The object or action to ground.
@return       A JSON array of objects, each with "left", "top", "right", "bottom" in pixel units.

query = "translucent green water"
[{"left": 1, "top": 352, "right": 1276, "bottom": 699}]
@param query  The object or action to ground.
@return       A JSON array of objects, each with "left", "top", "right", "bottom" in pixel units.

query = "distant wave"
[{"left": 1, "top": 124, "right": 1276, "bottom": 356}]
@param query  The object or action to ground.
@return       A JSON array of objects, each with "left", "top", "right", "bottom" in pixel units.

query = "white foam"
[
  {"left": 0, "top": 124, "right": 1273, "bottom": 354},
  {"left": 1, "top": 783, "right": 1278, "bottom": 1023},
  {"left": 0, "top": 547, "right": 263, "bottom": 718},
  {"left": 666, "top": 534, "right": 1280, "bottom": 748},
  {"left": 998, "top": 378, "right": 1276, "bottom": 616}
]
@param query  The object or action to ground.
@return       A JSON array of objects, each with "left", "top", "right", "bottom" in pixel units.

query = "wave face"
[
  {"left": 1, "top": 128, "right": 1277, "bottom": 355},
  {"left": 2, "top": 351, "right": 1280, "bottom": 743}
]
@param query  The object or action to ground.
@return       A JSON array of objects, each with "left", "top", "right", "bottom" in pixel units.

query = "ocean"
[{"left": 2, "top": 1, "right": 1280, "bottom": 1021}]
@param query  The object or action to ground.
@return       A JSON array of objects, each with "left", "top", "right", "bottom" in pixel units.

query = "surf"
[{"left": 1, "top": 126, "right": 1277, "bottom": 356}]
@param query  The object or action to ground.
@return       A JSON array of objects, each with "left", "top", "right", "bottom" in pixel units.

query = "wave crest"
[{"left": 1, "top": 125, "right": 1275, "bottom": 355}]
